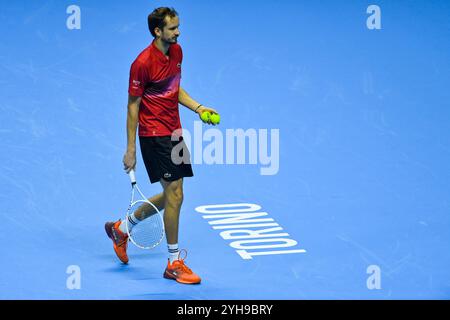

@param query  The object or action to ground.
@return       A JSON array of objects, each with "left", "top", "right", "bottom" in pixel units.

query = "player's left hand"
[{"left": 196, "top": 106, "right": 218, "bottom": 125}]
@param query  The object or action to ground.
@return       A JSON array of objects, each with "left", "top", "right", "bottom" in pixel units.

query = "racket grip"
[{"left": 129, "top": 169, "right": 137, "bottom": 185}]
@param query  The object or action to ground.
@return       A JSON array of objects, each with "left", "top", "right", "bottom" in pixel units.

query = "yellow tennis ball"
[
  {"left": 201, "top": 111, "right": 211, "bottom": 123},
  {"left": 210, "top": 113, "right": 220, "bottom": 124}
]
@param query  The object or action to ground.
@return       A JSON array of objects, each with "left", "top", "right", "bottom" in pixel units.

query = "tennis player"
[{"left": 105, "top": 7, "right": 217, "bottom": 285}]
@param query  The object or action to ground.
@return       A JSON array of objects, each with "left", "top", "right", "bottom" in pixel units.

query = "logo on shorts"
[
  {"left": 177, "top": 63, "right": 181, "bottom": 68},
  {"left": 164, "top": 173, "right": 172, "bottom": 178}
]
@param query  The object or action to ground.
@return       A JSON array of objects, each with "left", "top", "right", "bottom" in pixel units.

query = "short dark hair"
[{"left": 148, "top": 7, "right": 178, "bottom": 37}]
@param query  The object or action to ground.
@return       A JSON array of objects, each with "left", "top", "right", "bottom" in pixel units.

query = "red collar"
[{"left": 151, "top": 40, "right": 171, "bottom": 63}]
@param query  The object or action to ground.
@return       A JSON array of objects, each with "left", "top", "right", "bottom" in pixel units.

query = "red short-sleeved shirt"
[{"left": 128, "top": 41, "right": 183, "bottom": 137}]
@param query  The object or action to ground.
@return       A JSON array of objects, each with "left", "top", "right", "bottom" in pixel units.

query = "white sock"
[
  {"left": 168, "top": 243, "right": 179, "bottom": 263},
  {"left": 119, "top": 213, "right": 140, "bottom": 233}
]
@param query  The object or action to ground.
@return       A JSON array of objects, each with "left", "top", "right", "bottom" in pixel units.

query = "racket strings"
[
  {"left": 127, "top": 189, "right": 165, "bottom": 249},
  {"left": 129, "top": 212, "right": 164, "bottom": 247}
]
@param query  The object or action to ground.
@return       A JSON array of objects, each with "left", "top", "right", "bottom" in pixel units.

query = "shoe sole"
[{"left": 163, "top": 270, "right": 201, "bottom": 285}]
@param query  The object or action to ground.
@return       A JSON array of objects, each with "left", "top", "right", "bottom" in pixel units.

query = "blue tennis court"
[{"left": 1, "top": 0, "right": 450, "bottom": 299}]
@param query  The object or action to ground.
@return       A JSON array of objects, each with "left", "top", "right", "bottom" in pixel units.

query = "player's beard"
[{"left": 162, "top": 35, "right": 178, "bottom": 44}]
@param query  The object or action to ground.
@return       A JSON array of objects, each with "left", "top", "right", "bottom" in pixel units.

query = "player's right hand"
[{"left": 123, "top": 150, "right": 136, "bottom": 173}]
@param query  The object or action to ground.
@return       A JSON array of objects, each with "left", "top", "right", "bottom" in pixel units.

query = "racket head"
[{"left": 125, "top": 199, "right": 165, "bottom": 250}]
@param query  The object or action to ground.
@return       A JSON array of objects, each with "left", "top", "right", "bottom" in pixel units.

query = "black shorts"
[{"left": 139, "top": 135, "right": 194, "bottom": 184}]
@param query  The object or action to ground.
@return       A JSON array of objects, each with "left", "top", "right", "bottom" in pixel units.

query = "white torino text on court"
[{"left": 195, "top": 203, "right": 306, "bottom": 259}]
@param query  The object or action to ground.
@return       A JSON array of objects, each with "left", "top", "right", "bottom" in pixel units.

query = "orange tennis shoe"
[
  {"left": 105, "top": 220, "right": 129, "bottom": 264},
  {"left": 163, "top": 250, "right": 201, "bottom": 284}
]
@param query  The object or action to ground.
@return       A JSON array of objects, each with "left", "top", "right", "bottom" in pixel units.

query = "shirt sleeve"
[
  {"left": 128, "top": 60, "right": 148, "bottom": 97},
  {"left": 175, "top": 45, "right": 183, "bottom": 78},
  {"left": 179, "top": 45, "right": 183, "bottom": 63}
]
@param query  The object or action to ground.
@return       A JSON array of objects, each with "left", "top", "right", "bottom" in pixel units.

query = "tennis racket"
[{"left": 125, "top": 169, "right": 165, "bottom": 249}]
